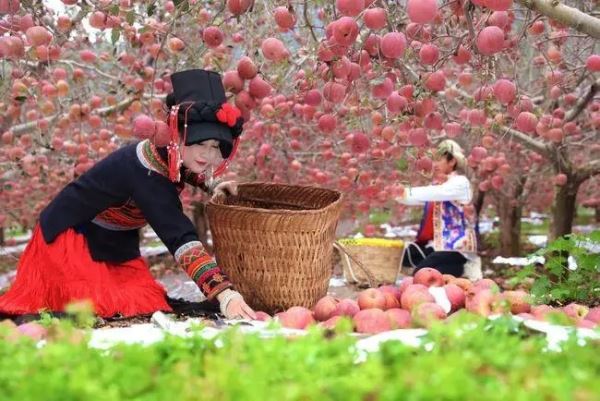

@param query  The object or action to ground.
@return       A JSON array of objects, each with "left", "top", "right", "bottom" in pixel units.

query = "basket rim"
[{"left": 207, "top": 182, "right": 343, "bottom": 215}]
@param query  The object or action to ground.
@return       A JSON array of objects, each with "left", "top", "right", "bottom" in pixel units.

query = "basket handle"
[
  {"left": 333, "top": 241, "right": 376, "bottom": 288},
  {"left": 395, "top": 242, "right": 424, "bottom": 281}
]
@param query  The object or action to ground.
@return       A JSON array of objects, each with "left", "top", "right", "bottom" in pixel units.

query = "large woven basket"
[
  {"left": 335, "top": 238, "right": 405, "bottom": 288},
  {"left": 206, "top": 182, "right": 343, "bottom": 314}
]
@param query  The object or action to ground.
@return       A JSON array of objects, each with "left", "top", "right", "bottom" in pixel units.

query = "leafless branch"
[{"left": 564, "top": 78, "right": 600, "bottom": 122}]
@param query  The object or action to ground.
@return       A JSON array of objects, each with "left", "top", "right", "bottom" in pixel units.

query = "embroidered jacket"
[
  {"left": 399, "top": 173, "right": 477, "bottom": 255},
  {"left": 39, "top": 139, "right": 231, "bottom": 300}
]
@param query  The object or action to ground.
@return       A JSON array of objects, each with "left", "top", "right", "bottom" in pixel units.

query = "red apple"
[
  {"left": 398, "top": 277, "right": 413, "bottom": 297},
  {"left": 17, "top": 322, "right": 47, "bottom": 341},
  {"left": 319, "top": 315, "right": 344, "bottom": 330},
  {"left": 584, "top": 306, "right": 600, "bottom": 324},
  {"left": 386, "top": 308, "right": 412, "bottom": 329},
  {"left": 414, "top": 267, "right": 444, "bottom": 287},
  {"left": 454, "top": 278, "right": 473, "bottom": 291},
  {"left": 474, "top": 278, "right": 499, "bottom": 292},
  {"left": 254, "top": 311, "right": 272, "bottom": 321},
  {"left": 442, "top": 274, "right": 457, "bottom": 284},
  {"left": 277, "top": 306, "right": 315, "bottom": 329},
  {"left": 332, "top": 299, "right": 360, "bottom": 317},
  {"left": 313, "top": 296, "right": 340, "bottom": 321},
  {"left": 411, "top": 302, "right": 447, "bottom": 328},
  {"left": 444, "top": 283, "right": 466, "bottom": 312},
  {"left": 357, "top": 288, "right": 387, "bottom": 310},
  {"left": 501, "top": 290, "right": 531, "bottom": 314},
  {"left": 563, "top": 303, "right": 589, "bottom": 323},
  {"left": 531, "top": 305, "right": 555, "bottom": 320},
  {"left": 400, "top": 284, "right": 435, "bottom": 310},
  {"left": 379, "top": 285, "right": 402, "bottom": 302},
  {"left": 353, "top": 309, "right": 392, "bottom": 334},
  {"left": 380, "top": 291, "right": 400, "bottom": 310},
  {"left": 577, "top": 320, "right": 597, "bottom": 329},
  {"left": 466, "top": 289, "right": 495, "bottom": 317}
]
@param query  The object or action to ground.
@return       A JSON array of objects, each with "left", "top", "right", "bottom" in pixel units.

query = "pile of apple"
[{"left": 267, "top": 268, "right": 600, "bottom": 334}]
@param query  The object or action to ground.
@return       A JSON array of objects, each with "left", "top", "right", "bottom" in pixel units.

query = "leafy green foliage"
[
  {"left": 516, "top": 231, "right": 600, "bottom": 305},
  {"left": 368, "top": 210, "right": 391, "bottom": 226},
  {"left": 0, "top": 315, "right": 598, "bottom": 400}
]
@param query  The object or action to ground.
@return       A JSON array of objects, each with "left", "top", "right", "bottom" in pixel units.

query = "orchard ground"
[{"left": 1, "top": 211, "right": 598, "bottom": 329}]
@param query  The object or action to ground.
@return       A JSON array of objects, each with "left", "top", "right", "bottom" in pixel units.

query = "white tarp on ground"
[
  {"left": 86, "top": 311, "right": 599, "bottom": 356},
  {"left": 492, "top": 255, "right": 579, "bottom": 270}
]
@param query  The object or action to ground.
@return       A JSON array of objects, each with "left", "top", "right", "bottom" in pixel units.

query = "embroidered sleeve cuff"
[{"left": 175, "top": 241, "right": 233, "bottom": 300}]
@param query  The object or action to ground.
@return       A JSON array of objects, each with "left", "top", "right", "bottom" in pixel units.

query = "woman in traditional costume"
[
  {"left": 397, "top": 140, "right": 479, "bottom": 277},
  {"left": 0, "top": 69, "right": 256, "bottom": 320}
]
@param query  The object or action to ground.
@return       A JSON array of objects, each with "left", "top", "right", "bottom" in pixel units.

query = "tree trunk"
[
  {"left": 596, "top": 206, "right": 600, "bottom": 223},
  {"left": 497, "top": 195, "right": 522, "bottom": 256},
  {"left": 474, "top": 189, "right": 485, "bottom": 217},
  {"left": 492, "top": 176, "right": 527, "bottom": 256},
  {"left": 473, "top": 189, "right": 486, "bottom": 250},
  {"left": 0, "top": 227, "right": 4, "bottom": 246},
  {"left": 192, "top": 202, "right": 212, "bottom": 253},
  {"left": 550, "top": 178, "right": 580, "bottom": 241}
]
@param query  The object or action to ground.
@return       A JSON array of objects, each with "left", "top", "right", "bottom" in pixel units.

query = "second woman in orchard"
[
  {"left": 396, "top": 140, "right": 479, "bottom": 278},
  {"left": 0, "top": 69, "right": 257, "bottom": 320}
]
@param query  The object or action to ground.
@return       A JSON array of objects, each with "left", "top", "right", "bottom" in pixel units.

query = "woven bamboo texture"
[
  {"left": 206, "top": 182, "right": 343, "bottom": 314},
  {"left": 336, "top": 239, "right": 405, "bottom": 287}
]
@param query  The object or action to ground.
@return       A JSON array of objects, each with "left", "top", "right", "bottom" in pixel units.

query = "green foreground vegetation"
[{"left": 0, "top": 314, "right": 598, "bottom": 401}]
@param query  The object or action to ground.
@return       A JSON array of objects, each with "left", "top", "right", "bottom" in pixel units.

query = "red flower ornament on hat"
[{"left": 216, "top": 103, "right": 242, "bottom": 127}]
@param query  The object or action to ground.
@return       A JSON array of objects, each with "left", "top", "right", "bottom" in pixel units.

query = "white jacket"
[{"left": 397, "top": 173, "right": 477, "bottom": 255}]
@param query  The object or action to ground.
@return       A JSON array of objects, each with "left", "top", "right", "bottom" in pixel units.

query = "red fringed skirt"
[{"left": 0, "top": 224, "right": 172, "bottom": 318}]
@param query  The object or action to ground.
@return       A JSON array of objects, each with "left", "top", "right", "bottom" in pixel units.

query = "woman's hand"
[
  {"left": 225, "top": 296, "right": 257, "bottom": 320},
  {"left": 217, "top": 289, "right": 257, "bottom": 320},
  {"left": 211, "top": 180, "right": 238, "bottom": 199}
]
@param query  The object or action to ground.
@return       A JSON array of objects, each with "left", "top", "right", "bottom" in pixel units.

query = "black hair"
[{"left": 441, "top": 151, "right": 458, "bottom": 171}]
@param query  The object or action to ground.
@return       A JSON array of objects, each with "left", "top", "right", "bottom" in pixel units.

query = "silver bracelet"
[{"left": 217, "top": 289, "right": 243, "bottom": 317}]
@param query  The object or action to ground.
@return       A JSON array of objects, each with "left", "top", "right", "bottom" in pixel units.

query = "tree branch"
[
  {"left": 303, "top": 0, "right": 317, "bottom": 43},
  {"left": 463, "top": 0, "right": 478, "bottom": 53},
  {"left": 490, "top": 124, "right": 552, "bottom": 157},
  {"left": 449, "top": 85, "right": 551, "bottom": 157},
  {"left": 9, "top": 97, "right": 137, "bottom": 136},
  {"left": 516, "top": 0, "right": 600, "bottom": 39},
  {"left": 565, "top": 78, "right": 600, "bottom": 122},
  {"left": 576, "top": 158, "right": 600, "bottom": 182}
]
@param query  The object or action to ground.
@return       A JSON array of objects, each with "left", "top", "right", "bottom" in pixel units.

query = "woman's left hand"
[
  {"left": 212, "top": 180, "right": 238, "bottom": 199},
  {"left": 225, "top": 296, "right": 257, "bottom": 320},
  {"left": 217, "top": 289, "right": 257, "bottom": 320}
]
